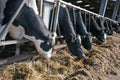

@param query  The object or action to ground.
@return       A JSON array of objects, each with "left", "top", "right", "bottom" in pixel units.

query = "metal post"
[
  {"left": 99, "top": 0, "right": 108, "bottom": 16},
  {"left": 112, "top": 0, "right": 120, "bottom": 20},
  {"left": 52, "top": 0, "right": 61, "bottom": 32},
  {"left": 40, "top": 0, "right": 43, "bottom": 17}
]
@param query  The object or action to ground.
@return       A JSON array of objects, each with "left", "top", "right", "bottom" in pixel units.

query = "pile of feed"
[{"left": 0, "top": 33, "right": 120, "bottom": 80}]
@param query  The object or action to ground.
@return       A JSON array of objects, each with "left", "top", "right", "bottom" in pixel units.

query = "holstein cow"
[
  {"left": 95, "top": 16, "right": 107, "bottom": 41},
  {"left": 110, "top": 20, "right": 120, "bottom": 34},
  {"left": 1, "top": 0, "right": 56, "bottom": 58},
  {"left": 67, "top": 8, "right": 92, "bottom": 50},
  {"left": 58, "top": 5, "right": 85, "bottom": 59},
  {"left": 90, "top": 16, "right": 106, "bottom": 42},
  {"left": 80, "top": 13, "right": 107, "bottom": 42}
]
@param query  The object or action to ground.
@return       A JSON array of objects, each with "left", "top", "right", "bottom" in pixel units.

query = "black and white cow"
[
  {"left": 109, "top": 20, "right": 120, "bottom": 34},
  {"left": 0, "top": 0, "right": 56, "bottom": 58},
  {"left": 90, "top": 16, "right": 107, "bottom": 42},
  {"left": 58, "top": 6, "right": 85, "bottom": 59},
  {"left": 68, "top": 8, "right": 92, "bottom": 50}
]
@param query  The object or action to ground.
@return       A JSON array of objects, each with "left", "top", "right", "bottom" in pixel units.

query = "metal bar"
[
  {"left": 99, "top": 0, "right": 108, "bottom": 16},
  {"left": 112, "top": 0, "right": 120, "bottom": 20},
  {"left": 44, "top": 0, "right": 54, "bottom": 3},
  {"left": 40, "top": 0, "right": 43, "bottom": 17},
  {"left": 59, "top": 0, "right": 118, "bottom": 23},
  {"left": 0, "top": 39, "right": 29, "bottom": 46},
  {"left": 52, "top": 0, "right": 61, "bottom": 32},
  {"left": 49, "top": 2, "right": 56, "bottom": 32},
  {"left": 0, "top": 0, "right": 26, "bottom": 40},
  {"left": 0, "top": 54, "right": 35, "bottom": 67}
]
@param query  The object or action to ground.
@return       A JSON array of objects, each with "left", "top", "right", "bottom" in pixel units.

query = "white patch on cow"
[
  {"left": 104, "top": 33, "right": 107, "bottom": 41},
  {"left": 23, "top": 35, "right": 52, "bottom": 58},
  {"left": 9, "top": 24, "right": 25, "bottom": 40},
  {"left": 26, "top": 0, "right": 39, "bottom": 15},
  {"left": 77, "top": 35, "right": 81, "bottom": 44},
  {"left": 36, "top": 39, "right": 52, "bottom": 58}
]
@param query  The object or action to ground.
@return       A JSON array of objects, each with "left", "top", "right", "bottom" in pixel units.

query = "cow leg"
[{"left": 59, "top": 6, "right": 85, "bottom": 59}]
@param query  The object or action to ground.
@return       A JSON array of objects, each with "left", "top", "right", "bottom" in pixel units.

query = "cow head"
[
  {"left": 91, "top": 16, "right": 107, "bottom": 42},
  {"left": 81, "top": 33, "right": 92, "bottom": 50},
  {"left": 37, "top": 32, "right": 57, "bottom": 58}
]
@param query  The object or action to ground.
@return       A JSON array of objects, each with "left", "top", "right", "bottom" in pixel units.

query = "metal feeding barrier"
[{"left": 55, "top": 0, "right": 118, "bottom": 23}]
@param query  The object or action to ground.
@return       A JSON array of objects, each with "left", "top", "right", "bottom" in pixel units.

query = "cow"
[
  {"left": 80, "top": 12, "right": 107, "bottom": 42},
  {"left": 68, "top": 8, "right": 92, "bottom": 50},
  {"left": 90, "top": 16, "right": 106, "bottom": 42},
  {"left": 0, "top": 0, "right": 56, "bottom": 58},
  {"left": 110, "top": 20, "right": 120, "bottom": 34},
  {"left": 58, "top": 5, "right": 85, "bottom": 59}
]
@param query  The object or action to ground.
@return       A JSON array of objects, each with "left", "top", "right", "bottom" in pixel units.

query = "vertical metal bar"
[
  {"left": 84, "top": 11, "right": 87, "bottom": 26},
  {"left": 0, "top": 0, "right": 26, "bottom": 40},
  {"left": 52, "top": 0, "right": 61, "bottom": 32},
  {"left": 49, "top": 3, "right": 56, "bottom": 32},
  {"left": 99, "top": 0, "right": 108, "bottom": 16},
  {"left": 15, "top": 43, "right": 21, "bottom": 56},
  {"left": 112, "top": 0, "right": 120, "bottom": 20},
  {"left": 40, "top": 0, "right": 43, "bottom": 17}
]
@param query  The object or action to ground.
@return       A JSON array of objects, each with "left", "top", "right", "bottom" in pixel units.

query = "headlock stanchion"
[
  {"left": 58, "top": 0, "right": 118, "bottom": 24},
  {"left": 52, "top": 0, "right": 61, "bottom": 33},
  {"left": 0, "top": 0, "right": 26, "bottom": 41},
  {"left": 112, "top": 0, "right": 120, "bottom": 20}
]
